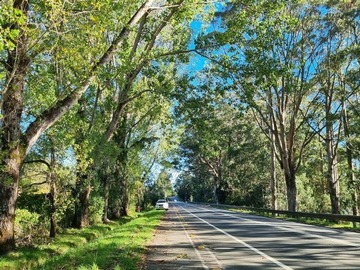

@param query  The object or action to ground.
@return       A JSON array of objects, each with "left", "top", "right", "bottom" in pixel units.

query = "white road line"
[
  {"left": 174, "top": 207, "right": 209, "bottom": 269},
  {"left": 176, "top": 207, "right": 224, "bottom": 269},
  {"left": 181, "top": 206, "right": 294, "bottom": 270},
  {"left": 200, "top": 206, "right": 360, "bottom": 248}
]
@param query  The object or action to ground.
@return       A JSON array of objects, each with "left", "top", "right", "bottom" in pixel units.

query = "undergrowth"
[{"left": 0, "top": 210, "right": 164, "bottom": 270}]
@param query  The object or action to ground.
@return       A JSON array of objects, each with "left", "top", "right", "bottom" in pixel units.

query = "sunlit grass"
[{"left": 0, "top": 210, "right": 164, "bottom": 270}]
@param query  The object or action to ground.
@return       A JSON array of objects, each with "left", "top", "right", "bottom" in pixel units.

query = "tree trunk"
[
  {"left": 0, "top": 0, "right": 29, "bottom": 253},
  {"left": 284, "top": 163, "right": 297, "bottom": 212},
  {"left": 327, "top": 155, "right": 340, "bottom": 214},
  {"left": 325, "top": 96, "right": 340, "bottom": 214},
  {"left": 120, "top": 176, "right": 129, "bottom": 216},
  {"left": 49, "top": 168, "right": 57, "bottom": 237},
  {"left": 0, "top": 166, "right": 21, "bottom": 254},
  {"left": 103, "top": 175, "right": 110, "bottom": 223},
  {"left": 215, "top": 175, "right": 227, "bottom": 204},
  {"left": 120, "top": 196, "right": 129, "bottom": 217},
  {"left": 49, "top": 187, "right": 57, "bottom": 238},
  {"left": 110, "top": 203, "right": 122, "bottom": 219},
  {"left": 72, "top": 176, "right": 91, "bottom": 228},
  {"left": 343, "top": 102, "right": 358, "bottom": 219},
  {"left": 269, "top": 123, "right": 277, "bottom": 211},
  {"left": 49, "top": 143, "right": 57, "bottom": 237}
]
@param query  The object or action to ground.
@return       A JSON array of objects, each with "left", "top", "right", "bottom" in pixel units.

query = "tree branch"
[{"left": 23, "top": 0, "right": 155, "bottom": 154}]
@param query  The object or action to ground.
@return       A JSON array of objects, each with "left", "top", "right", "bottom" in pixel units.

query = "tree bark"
[
  {"left": 49, "top": 185, "right": 57, "bottom": 238},
  {"left": 268, "top": 94, "right": 277, "bottom": 211},
  {"left": 102, "top": 173, "right": 110, "bottom": 223},
  {"left": 0, "top": 173, "right": 20, "bottom": 254},
  {"left": 72, "top": 175, "right": 91, "bottom": 229},
  {"left": 0, "top": 0, "right": 29, "bottom": 254},
  {"left": 342, "top": 102, "right": 358, "bottom": 218},
  {"left": 324, "top": 81, "right": 340, "bottom": 214},
  {"left": 326, "top": 151, "right": 340, "bottom": 214},
  {"left": 120, "top": 182, "right": 129, "bottom": 217},
  {"left": 270, "top": 136, "right": 277, "bottom": 211},
  {"left": 284, "top": 162, "right": 297, "bottom": 212}
]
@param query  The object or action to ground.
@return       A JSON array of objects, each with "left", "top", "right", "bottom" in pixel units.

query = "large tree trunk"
[
  {"left": 284, "top": 164, "right": 297, "bottom": 212},
  {"left": 270, "top": 142, "right": 277, "bottom": 211},
  {"left": 119, "top": 171, "right": 130, "bottom": 216},
  {"left": 0, "top": 88, "right": 25, "bottom": 252},
  {"left": 72, "top": 175, "right": 91, "bottom": 228},
  {"left": 0, "top": 165, "right": 21, "bottom": 254},
  {"left": 109, "top": 163, "right": 122, "bottom": 219},
  {"left": 325, "top": 91, "right": 340, "bottom": 214},
  {"left": 277, "top": 124, "right": 298, "bottom": 212},
  {"left": 0, "top": 0, "right": 29, "bottom": 254},
  {"left": 120, "top": 189, "right": 129, "bottom": 217},
  {"left": 326, "top": 154, "right": 340, "bottom": 214},
  {"left": 343, "top": 102, "right": 358, "bottom": 218},
  {"left": 269, "top": 119, "right": 277, "bottom": 211}
]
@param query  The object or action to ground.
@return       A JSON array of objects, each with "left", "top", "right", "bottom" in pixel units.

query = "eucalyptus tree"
[
  {"left": 303, "top": 1, "right": 360, "bottom": 214},
  {"left": 194, "top": 0, "right": 334, "bottom": 211},
  {"left": 174, "top": 69, "right": 270, "bottom": 205},
  {"left": 335, "top": 2, "right": 360, "bottom": 216}
]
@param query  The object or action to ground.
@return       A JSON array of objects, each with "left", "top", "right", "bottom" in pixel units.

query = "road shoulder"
[{"left": 144, "top": 204, "right": 207, "bottom": 270}]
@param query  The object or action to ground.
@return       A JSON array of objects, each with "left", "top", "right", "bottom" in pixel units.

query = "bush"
[
  {"left": 89, "top": 195, "right": 104, "bottom": 225},
  {"left": 15, "top": 209, "right": 45, "bottom": 247}
]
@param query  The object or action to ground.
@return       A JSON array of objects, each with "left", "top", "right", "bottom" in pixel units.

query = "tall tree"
[
  {"left": 310, "top": 1, "right": 359, "bottom": 214},
  {"left": 0, "top": 0, "right": 155, "bottom": 253},
  {"left": 195, "top": 0, "right": 328, "bottom": 211}
]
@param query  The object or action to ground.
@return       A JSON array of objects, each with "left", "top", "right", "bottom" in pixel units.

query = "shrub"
[
  {"left": 89, "top": 195, "right": 104, "bottom": 225},
  {"left": 15, "top": 209, "right": 44, "bottom": 247}
]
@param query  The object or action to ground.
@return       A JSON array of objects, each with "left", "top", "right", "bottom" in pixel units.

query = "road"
[{"left": 145, "top": 202, "right": 360, "bottom": 270}]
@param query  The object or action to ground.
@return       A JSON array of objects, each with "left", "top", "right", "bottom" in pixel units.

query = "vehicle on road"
[{"left": 155, "top": 199, "right": 169, "bottom": 210}]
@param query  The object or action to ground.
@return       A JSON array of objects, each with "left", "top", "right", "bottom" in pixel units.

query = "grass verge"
[
  {"left": 226, "top": 207, "right": 360, "bottom": 232},
  {"left": 0, "top": 209, "right": 164, "bottom": 270}
]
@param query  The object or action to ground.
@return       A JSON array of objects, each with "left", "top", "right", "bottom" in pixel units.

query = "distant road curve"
[{"left": 171, "top": 202, "right": 360, "bottom": 269}]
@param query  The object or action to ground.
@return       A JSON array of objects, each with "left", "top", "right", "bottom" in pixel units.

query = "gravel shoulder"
[{"left": 144, "top": 203, "right": 208, "bottom": 270}]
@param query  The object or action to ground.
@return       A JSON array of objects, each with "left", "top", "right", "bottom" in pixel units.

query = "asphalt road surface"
[{"left": 145, "top": 202, "right": 360, "bottom": 270}]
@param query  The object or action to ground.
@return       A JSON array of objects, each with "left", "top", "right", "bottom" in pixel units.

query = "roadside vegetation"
[
  {"left": 174, "top": 1, "right": 360, "bottom": 219},
  {"left": 0, "top": 210, "right": 164, "bottom": 270},
  {"left": 225, "top": 207, "right": 360, "bottom": 233},
  {"left": 1, "top": 0, "right": 359, "bottom": 255}
]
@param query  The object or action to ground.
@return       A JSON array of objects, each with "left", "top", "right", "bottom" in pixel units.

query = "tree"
[
  {"left": 0, "top": 0, "right": 157, "bottom": 253},
  {"left": 173, "top": 69, "right": 270, "bottom": 205},
  {"left": 194, "top": 0, "right": 334, "bottom": 211}
]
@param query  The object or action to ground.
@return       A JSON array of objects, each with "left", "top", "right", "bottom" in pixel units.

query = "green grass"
[{"left": 0, "top": 210, "right": 164, "bottom": 270}]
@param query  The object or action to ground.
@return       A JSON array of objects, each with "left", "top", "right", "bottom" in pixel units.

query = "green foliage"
[
  {"left": 14, "top": 209, "right": 45, "bottom": 247},
  {"left": 0, "top": 210, "right": 163, "bottom": 270},
  {"left": 89, "top": 195, "right": 105, "bottom": 225},
  {"left": 2, "top": 0, "right": 360, "bottom": 256},
  {"left": 183, "top": 0, "right": 360, "bottom": 213},
  {"left": 0, "top": 2, "right": 26, "bottom": 50},
  {"left": 145, "top": 169, "right": 174, "bottom": 205}
]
